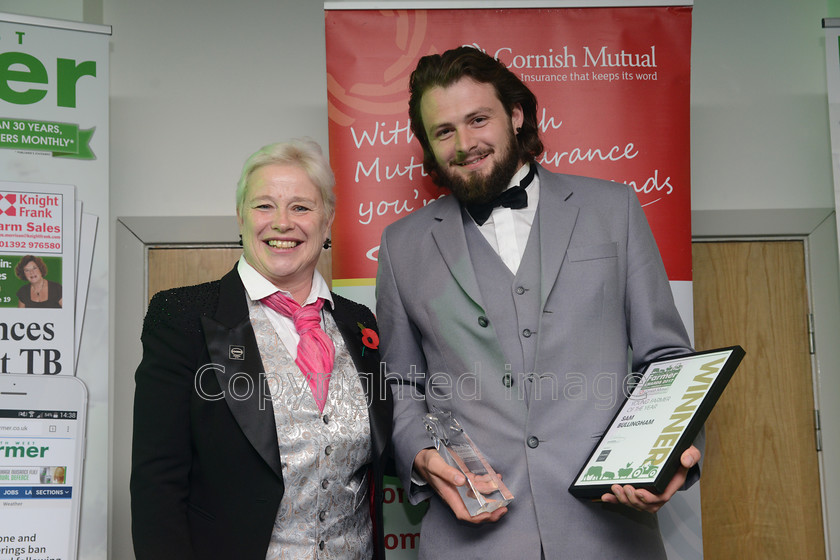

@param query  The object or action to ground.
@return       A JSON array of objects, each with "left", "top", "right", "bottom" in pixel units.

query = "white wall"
[
  {"left": 107, "top": 0, "right": 330, "bottom": 218},
  {"left": 691, "top": 0, "right": 834, "bottom": 210}
]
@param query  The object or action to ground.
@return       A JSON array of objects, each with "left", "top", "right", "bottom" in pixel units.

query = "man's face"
[{"left": 420, "top": 77, "right": 525, "bottom": 205}]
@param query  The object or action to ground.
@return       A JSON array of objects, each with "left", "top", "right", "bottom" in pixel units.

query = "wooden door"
[
  {"left": 693, "top": 241, "right": 824, "bottom": 559},
  {"left": 148, "top": 247, "right": 243, "bottom": 300}
]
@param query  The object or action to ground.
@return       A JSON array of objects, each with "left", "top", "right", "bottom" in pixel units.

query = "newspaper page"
[{"left": 0, "top": 181, "right": 75, "bottom": 374}]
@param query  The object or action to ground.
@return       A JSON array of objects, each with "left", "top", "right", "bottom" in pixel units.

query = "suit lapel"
[
  {"left": 330, "top": 296, "right": 389, "bottom": 461},
  {"left": 201, "top": 267, "right": 283, "bottom": 479},
  {"left": 430, "top": 196, "right": 485, "bottom": 309},
  {"left": 536, "top": 166, "right": 579, "bottom": 310}
]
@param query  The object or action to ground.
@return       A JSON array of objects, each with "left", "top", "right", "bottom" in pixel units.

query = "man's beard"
[{"left": 433, "top": 128, "right": 521, "bottom": 206}]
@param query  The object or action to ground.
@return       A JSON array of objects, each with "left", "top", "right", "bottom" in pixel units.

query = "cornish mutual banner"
[
  {"left": 324, "top": 3, "right": 697, "bottom": 559},
  {"left": 325, "top": 4, "right": 692, "bottom": 290}
]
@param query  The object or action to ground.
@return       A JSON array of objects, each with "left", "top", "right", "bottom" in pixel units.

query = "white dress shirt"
[
  {"left": 472, "top": 162, "right": 540, "bottom": 274},
  {"left": 237, "top": 255, "right": 334, "bottom": 359}
]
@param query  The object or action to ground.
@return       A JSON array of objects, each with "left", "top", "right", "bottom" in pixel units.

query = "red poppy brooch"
[{"left": 358, "top": 322, "right": 379, "bottom": 355}]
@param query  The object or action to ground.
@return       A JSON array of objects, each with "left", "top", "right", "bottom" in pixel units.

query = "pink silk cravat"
[{"left": 261, "top": 292, "right": 335, "bottom": 413}]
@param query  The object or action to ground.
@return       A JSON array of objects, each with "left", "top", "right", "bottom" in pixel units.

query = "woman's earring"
[
  {"left": 238, "top": 234, "right": 243, "bottom": 247},
  {"left": 323, "top": 238, "right": 332, "bottom": 250}
]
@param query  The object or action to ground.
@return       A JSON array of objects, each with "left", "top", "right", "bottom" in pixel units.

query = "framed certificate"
[{"left": 569, "top": 346, "right": 745, "bottom": 499}]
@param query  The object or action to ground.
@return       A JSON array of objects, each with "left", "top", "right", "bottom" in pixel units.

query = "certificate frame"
[{"left": 569, "top": 346, "right": 745, "bottom": 499}]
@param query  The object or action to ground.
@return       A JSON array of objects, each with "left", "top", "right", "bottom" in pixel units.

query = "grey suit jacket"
[{"left": 376, "top": 165, "right": 696, "bottom": 559}]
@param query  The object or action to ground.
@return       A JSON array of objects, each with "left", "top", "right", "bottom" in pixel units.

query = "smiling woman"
[
  {"left": 131, "top": 138, "right": 393, "bottom": 560},
  {"left": 237, "top": 161, "right": 333, "bottom": 304}
]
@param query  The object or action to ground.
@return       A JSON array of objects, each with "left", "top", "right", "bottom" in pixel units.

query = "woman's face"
[
  {"left": 237, "top": 163, "right": 333, "bottom": 296},
  {"left": 22, "top": 262, "right": 43, "bottom": 284}
]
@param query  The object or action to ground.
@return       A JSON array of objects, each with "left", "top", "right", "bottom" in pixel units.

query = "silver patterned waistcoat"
[{"left": 248, "top": 300, "right": 373, "bottom": 559}]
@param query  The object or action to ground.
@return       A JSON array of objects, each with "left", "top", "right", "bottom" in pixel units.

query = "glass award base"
[{"left": 424, "top": 409, "right": 514, "bottom": 516}]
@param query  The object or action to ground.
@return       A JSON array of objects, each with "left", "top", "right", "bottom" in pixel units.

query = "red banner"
[{"left": 326, "top": 7, "right": 692, "bottom": 282}]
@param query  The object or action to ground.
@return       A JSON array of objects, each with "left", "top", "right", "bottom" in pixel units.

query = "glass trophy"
[{"left": 423, "top": 408, "right": 514, "bottom": 516}]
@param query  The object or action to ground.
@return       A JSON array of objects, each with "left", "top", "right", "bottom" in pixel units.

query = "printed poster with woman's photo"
[{"left": 0, "top": 180, "right": 75, "bottom": 374}]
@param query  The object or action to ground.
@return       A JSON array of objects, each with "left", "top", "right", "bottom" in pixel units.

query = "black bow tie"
[{"left": 466, "top": 164, "right": 536, "bottom": 226}]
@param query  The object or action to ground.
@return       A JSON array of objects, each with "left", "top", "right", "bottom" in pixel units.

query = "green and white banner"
[
  {"left": 1, "top": 11, "right": 110, "bottom": 560},
  {"left": 0, "top": 117, "right": 95, "bottom": 158}
]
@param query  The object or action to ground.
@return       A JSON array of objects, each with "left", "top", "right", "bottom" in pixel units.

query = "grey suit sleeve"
[
  {"left": 376, "top": 226, "right": 437, "bottom": 504},
  {"left": 623, "top": 189, "right": 693, "bottom": 368},
  {"left": 623, "top": 189, "right": 702, "bottom": 487}
]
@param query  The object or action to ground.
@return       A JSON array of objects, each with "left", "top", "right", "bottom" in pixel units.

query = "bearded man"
[{"left": 375, "top": 46, "right": 700, "bottom": 560}]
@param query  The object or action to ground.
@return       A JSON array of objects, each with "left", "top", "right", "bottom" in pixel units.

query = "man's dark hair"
[{"left": 408, "top": 46, "right": 544, "bottom": 175}]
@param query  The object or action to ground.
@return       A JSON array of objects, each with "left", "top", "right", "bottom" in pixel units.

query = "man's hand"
[
  {"left": 600, "top": 445, "right": 701, "bottom": 513},
  {"left": 414, "top": 448, "right": 507, "bottom": 523}
]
